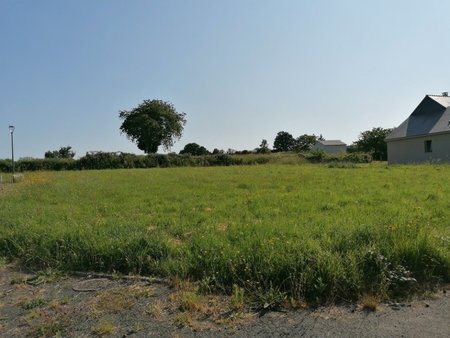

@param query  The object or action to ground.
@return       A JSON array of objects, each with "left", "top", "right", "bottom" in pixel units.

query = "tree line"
[
  {"left": 117, "top": 99, "right": 392, "bottom": 160},
  {"left": 28, "top": 99, "right": 392, "bottom": 163}
]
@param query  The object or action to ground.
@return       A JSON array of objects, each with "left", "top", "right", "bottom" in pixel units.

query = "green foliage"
[
  {"left": 273, "top": 131, "right": 295, "bottom": 152},
  {"left": 230, "top": 284, "right": 245, "bottom": 310},
  {"left": 45, "top": 146, "right": 75, "bottom": 159},
  {"left": 21, "top": 297, "right": 47, "bottom": 310},
  {"left": 0, "top": 158, "right": 76, "bottom": 172},
  {"left": 179, "top": 143, "right": 210, "bottom": 156},
  {"left": 294, "top": 134, "right": 317, "bottom": 152},
  {"left": 353, "top": 127, "right": 392, "bottom": 161},
  {"left": 342, "top": 152, "right": 373, "bottom": 163},
  {"left": 1, "top": 164, "right": 450, "bottom": 305},
  {"left": 1, "top": 153, "right": 296, "bottom": 172},
  {"left": 119, "top": 99, "right": 186, "bottom": 153},
  {"left": 304, "top": 151, "right": 372, "bottom": 163},
  {"left": 256, "top": 139, "right": 271, "bottom": 154},
  {"left": 253, "top": 284, "right": 287, "bottom": 311},
  {"left": 307, "top": 149, "right": 326, "bottom": 162}
]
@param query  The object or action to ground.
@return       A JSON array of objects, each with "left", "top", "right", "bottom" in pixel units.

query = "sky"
[{"left": 1, "top": 0, "right": 450, "bottom": 159}]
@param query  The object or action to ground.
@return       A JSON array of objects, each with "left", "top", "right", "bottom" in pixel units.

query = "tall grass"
[{"left": 1, "top": 164, "right": 449, "bottom": 303}]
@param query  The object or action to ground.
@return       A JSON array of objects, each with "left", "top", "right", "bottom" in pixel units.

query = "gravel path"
[{"left": 1, "top": 265, "right": 449, "bottom": 337}]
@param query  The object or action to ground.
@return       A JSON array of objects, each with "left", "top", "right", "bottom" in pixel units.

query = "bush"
[
  {"left": 0, "top": 152, "right": 318, "bottom": 172},
  {"left": 0, "top": 159, "right": 76, "bottom": 172},
  {"left": 342, "top": 152, "right": 372, "bottom": 163},
  {"left": 18, "top": 159, "right": 76, "bottom": 171},
  {"left": 304, "top": 151, "right": 372, "bottom": 164}
]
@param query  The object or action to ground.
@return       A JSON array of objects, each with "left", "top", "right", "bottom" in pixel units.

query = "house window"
[{"left": 424, "top": 140, "right": 432, "bottom": 153}]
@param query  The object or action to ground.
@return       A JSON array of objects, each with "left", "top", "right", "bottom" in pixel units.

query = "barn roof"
[
  {"left": 386, "top": 94, "right": 450, "bottom": 141},
  {"left": 316, "top": 140, "right": 346, "bottom": 146}
]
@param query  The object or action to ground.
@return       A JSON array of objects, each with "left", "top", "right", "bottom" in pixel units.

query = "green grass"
[{"left": 1, "top": 163, "right": 450, "bottom": 304}]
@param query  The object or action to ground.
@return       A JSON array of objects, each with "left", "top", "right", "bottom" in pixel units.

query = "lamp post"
[{"left": 9, "top": 125, "right": 15, "bottom": 183}]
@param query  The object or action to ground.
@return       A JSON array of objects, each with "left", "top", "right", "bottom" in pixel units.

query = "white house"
[
  {"left": 386, "top": 93, "right": 450, "bottom": 164},
  {"left": 311, "top": 140, "right": 347, "bottom": 153}
]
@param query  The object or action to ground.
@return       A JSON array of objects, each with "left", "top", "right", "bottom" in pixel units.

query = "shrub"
[{"left": 304, "top": 151, "right": 372, "bottom": 164}]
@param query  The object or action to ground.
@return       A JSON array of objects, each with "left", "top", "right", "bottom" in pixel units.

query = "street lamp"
[{"left": 9, "top": 125, "right": 15, "bottom": 183}]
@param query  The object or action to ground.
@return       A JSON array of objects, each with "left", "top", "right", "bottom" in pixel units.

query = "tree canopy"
[
  {"left": 354, "top": 127, "right": 392, "bottom": 160},
  {"left": 294, "top": 134, "right": 318, "bottom": 152},
  {"left": 119, "top": 99, "right": 186, "bottom": 154},
  {"left": 179, "top": 143, "right": 209, "bottom": 156},
  {"left": 273, "top": 131, "right": 295, "bottom": 152},
  {"left": 256, "top": 139, "right": 271, "bottom": 153},
  {"left": 45, "top": 146, "right": 75, "bottom": 159}
]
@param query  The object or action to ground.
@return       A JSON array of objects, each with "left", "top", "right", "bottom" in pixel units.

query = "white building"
[
  {"left": 386, "top": 93, "right": 450, "bottom": 164},
  {"left": 311, "top": 140, "right": 347, "bottom": 153}
]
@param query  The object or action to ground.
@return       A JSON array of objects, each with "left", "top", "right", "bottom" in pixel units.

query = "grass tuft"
[
  {"left": 92, "top": 320, "right": 116, "bottom": 336},
  {"left": 360, "top": 294, "right": 379, "bottom": 311}
]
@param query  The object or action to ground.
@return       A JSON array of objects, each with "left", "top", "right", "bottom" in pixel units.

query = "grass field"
[{"left": 1, "top": 163, "right": 450, "bottom": 305}]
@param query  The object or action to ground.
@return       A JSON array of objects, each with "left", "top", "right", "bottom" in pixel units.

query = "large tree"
[
  {"left": 354, "top": 127, "right": 392, "bottom": 160},
  {"left": 273, "top": 131, "right": 295, "bottom": 152},
  {"left": 119, "top": 99, "right": 186, "bottom": 154},
  {"left": 294, "top": 134, "right": 317, "bottom": 152}
]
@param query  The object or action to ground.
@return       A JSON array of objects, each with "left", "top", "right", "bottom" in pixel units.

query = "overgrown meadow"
[{"left": 1, "top": 163, "right": 450, "bottom": 305}]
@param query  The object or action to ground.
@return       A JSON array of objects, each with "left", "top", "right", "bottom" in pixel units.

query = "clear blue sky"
[{"left": 1, "top": 0, "right": 449, "bottom": 159}]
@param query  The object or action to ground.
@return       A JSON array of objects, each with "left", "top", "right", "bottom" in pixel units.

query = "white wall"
[
  {"left": 387, "top": 133, "right": 450, "bottom": 164},
  {"left": 312, "top": 143, "right": 347, "bottom": 154}
]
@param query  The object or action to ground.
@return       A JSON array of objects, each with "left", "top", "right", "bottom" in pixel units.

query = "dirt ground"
[{"left": 1, "top": 264, "right": 449, "bottom": 337}]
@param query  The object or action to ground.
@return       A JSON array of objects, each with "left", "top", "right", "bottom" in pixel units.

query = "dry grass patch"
[
  {"left": 216, "top": 223, "right": 229, "bottom": 232},
  {"left": 165, "top": 279, "right": 254, "bottom": 330},
  {"left": 147, "top": 299, "right": 166, "bottom": 320},
  {"left": 360, "top": 294, "right": 380, "bottom": 312},
  {"left": 10, "top": 274, "right": 28, "bottom": 285},
  {"left": 22, "top": 299, "right": 72, "bottom": 337},
  {"left": 90, "top": 283, "right": 154, "bottom": 316},
  {"left": 129, "top": 284, "right": 155, "bottom": 298},
  {"left": 0, "top": 257, "right": 6, "bottom": 270},
  {"left": 90, "top": 287, "right": 135, "bottom": 315},
  {"left": 92, "top": 320, "right": 116, "bottom": 336},
  {"left": 173, "top": 312, "right": 215, "bottom": 330}
]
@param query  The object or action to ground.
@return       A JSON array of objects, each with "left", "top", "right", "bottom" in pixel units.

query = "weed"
[
  {"left": 0, "top": 257, "right": 6, "bottom": 269},
  {"left": 230, "top": 284, "right": 245, "bottom": 310},
  {"left": 129, "top": 322, "right": 144, "bottom": 334},
  {"left": 10, "top": 274, "right": 28, "bottom": 285},
  {"left": 179, "top": 291, "right": 201, "bottom": 312},
  {"left": 254, "top": 286, "right": 287, "bottom": 311},
  {"left": 27, "top": 268, "right": 64, "bottom": 285},
  {"left": 21, "top": 297, "right": 47, "bottom": 310},
  {"left": 198, "top": 276, "right": 218, "bottom": 294},
  {"left": 360, "top": 294, "right": 379, "bottom": 311},
  {"left": 147, "top": 300, "right": 166, "bottom": 320},
  {"left": 173, "top": 312, "right": 213, "bottom": 331},
  {"left": 92, "top": 320, "right": 116, "bottom": 336},
  {"left": 31, "top": 317, "right": 68, "bottom": 337},
  {"left": 174, "top": 312, "right": 192, "bottom": 328},
  {"left": 59, "top": 296, "right": 70, "bottom": 305},
  {"left": 129, "top": 284, "right": 155, "bottom": 298}
]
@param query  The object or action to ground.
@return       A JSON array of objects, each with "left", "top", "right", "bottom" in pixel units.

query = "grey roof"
[
  {"left": 386, "top": 95, "right": 450, "bottom": 141},
  {"left": 316, "top": 140, "right": 346, "bottom": 146}
]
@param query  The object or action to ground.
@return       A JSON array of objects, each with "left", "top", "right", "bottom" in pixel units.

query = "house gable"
[
  {"left": 312, "top": 140, "right": 346, "bottom": 153},
  {"left": 386, "top": 94, "right": 450, "bottom": 163},
  {"left": 386, "top": 95, "right": 450, "bottom": 141}
]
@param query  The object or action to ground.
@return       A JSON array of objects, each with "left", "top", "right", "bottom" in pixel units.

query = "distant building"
[
  {"left": 386, "top": 93, "right": 450, "bottom": 164},
  {"left": 311, "top": 140, "right": 347, "bottom": 153}
]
